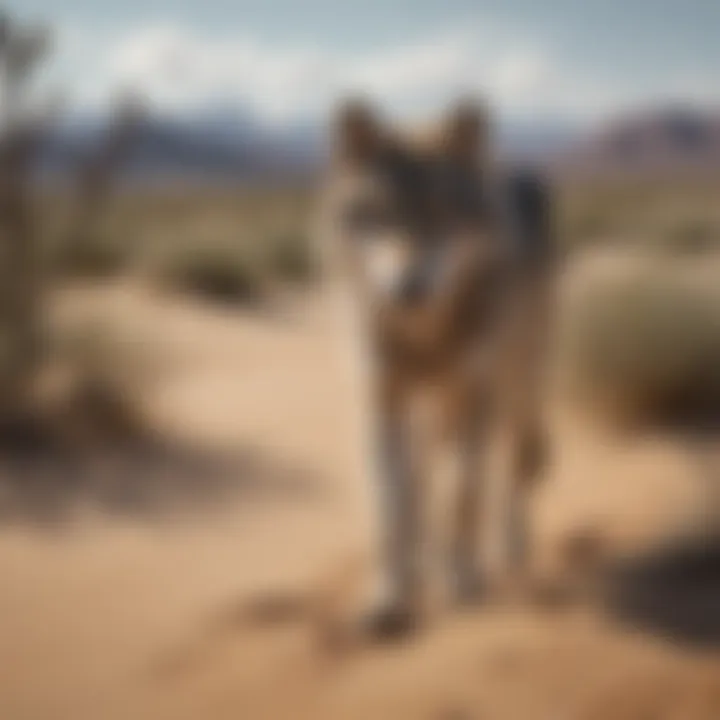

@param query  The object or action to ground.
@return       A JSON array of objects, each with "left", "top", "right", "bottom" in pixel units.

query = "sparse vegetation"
[
  {"left": 38, "top": 187, "right": 317, "bottom": 294},
  {"left": 0, "top": 18, "right": 717, "bottom": 454},
  {"left": 558, "top": 176, "right": 720, "bottom": 254},
  {"left": 31, "top": 173, "right": 720, "bottom": 440}
]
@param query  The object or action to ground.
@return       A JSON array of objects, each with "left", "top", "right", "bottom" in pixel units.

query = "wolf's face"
[{"left": 328, "top": 100, "right": 499, "bottom": 345}]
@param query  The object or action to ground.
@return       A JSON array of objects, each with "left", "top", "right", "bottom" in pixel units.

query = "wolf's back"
[{"left": 500, "top": 168, "right": 555, "bottom": 273}]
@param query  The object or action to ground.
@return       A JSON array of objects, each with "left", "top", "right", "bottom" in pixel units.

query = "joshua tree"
[
  {"left": 0, "top": 12, "right": 142, "bottom": 428},
  {"left": 0, "top": 14, "right": 51, "bottom": 424},
  {"left": 65, "top": 89, "right": 145, "bottom": 257}
]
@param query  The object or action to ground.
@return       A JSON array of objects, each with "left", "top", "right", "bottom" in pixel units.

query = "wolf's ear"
[
  {"left": 443, "top": 97, "right": 490, "bottom": 162},
  {"left": 332, "top": 98, "right": 383, "bottom": 163}
]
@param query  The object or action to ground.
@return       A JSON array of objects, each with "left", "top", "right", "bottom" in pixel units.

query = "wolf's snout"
[{"left": 395, "top": 270, "right": 430, "bottom": 306}]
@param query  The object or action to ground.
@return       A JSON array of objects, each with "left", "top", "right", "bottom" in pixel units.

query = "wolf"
[{"left": 317, "top": 97, "right": 555, "bottom": 638}]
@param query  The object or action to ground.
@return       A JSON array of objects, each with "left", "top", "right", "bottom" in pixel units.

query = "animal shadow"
[
  {"left": 0, "top": 429, "right": 321, "bottom": 526},
  {"left": 603, "top": 532, "right": 720, "bottom": 649}
]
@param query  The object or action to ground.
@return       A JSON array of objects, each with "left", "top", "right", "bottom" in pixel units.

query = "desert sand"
[{"left": 0, "top": 267, "right": 718, "bottom": 720}]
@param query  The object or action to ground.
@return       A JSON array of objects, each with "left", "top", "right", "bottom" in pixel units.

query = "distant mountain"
[
  {"left": 38, "top": 108, "right": 324, "bottom": 187},
  {"left": 37, "top": 107, "right": 579, "bottom": 186},
  {"left": 554, "top": 106, "right": 720, "bottom": 178},
  {"left": 497, "top": 118, "right": 581, "bottom": 162},
  {"left": 35, "top": 104, "right": 720, "bottom": 187}
]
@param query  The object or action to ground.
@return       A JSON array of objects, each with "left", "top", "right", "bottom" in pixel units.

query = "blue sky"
[{"left": 12, "top": 0, "right": 720, "bottom": 126}]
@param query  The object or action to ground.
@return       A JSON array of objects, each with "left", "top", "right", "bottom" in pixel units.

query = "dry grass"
[
  {"left": 558, "top": 175, "right": 720, "bottom": 428},
  {"left": 655, "top": 216, "right": 720, "bottom": 255},
  {"left": 49, "top": 230, "right": 134, "bottom": 279},
  {"left": 39, "top": 185, "right": 316, "bottom": 301},
  {"left": 558, "top": 175, "right": 720, "bottom": 254},
  {"left": 38, "top": 173, "right": 720, "bottom": 291},
  {"left": 562, "top": 264, "right": 720, "bottom": 429}
]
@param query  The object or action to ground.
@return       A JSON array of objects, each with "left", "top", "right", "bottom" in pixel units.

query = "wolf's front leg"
[
  {"left": 330, "top": 286, "right": 425, "bottom": 638},
  {"left": 487, "top": 418, "right": 549, "bottom": 600},
  {"left": 506, "top": 420, "right": 550, "bottom": 574},
  {"left": 364, "top": 401, "right": 427, "bottom": 638},
  {"left": 452, "top": 408, "right": 489, "bottom": 604}
]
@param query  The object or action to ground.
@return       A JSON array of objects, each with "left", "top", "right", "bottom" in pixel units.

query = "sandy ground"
[{"left": 0, "top": 270, "right": 718, "bottom": 720}]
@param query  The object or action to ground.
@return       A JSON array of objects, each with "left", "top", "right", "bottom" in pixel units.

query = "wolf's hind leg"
[
  {"left": 451, "top": 408, "right": 489, "bottom": 603},
  {"left": 507, "top": 421, "right": 549, "bottom": 570}
]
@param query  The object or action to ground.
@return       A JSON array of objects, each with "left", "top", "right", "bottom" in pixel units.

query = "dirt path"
[{"left": 0, "top": 284, "right": 717, "bottom": 720}]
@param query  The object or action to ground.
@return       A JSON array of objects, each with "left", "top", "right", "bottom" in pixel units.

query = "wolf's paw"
[
  {"left": 316, "top": 591, "right": 424, "bottom": 651},
  {"left": 360, "top": 602, "right": 420, "bottom": 641}
]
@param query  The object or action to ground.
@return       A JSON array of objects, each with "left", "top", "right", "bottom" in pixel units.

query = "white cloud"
[
  {"left": 346, "top": 33, "right": 471, "bottom": 99},
  {"left": 52, "top": 21, "right": 719, "bottom": 125}
]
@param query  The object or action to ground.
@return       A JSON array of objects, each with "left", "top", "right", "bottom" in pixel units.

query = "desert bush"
[
  {"left": 50, "top": 230, "right": 133, "bottom": 279},
  {"left": 264, "top": 230, "right": 316, "bottom": 284},
  {"left": 42, "top": 318, "right": 159, "bottom": 444},
  {"left": 151, "top": 238, "right": 265, "bottom": 304},
  {"left": 655, "top": 218, "right": 720, "bottom": 255},
  {"left": 563, "top": 270, "right": 720, "bottom": 428},
  {"left": 566, "top": 210, "right": 615, "bottom": 246}
]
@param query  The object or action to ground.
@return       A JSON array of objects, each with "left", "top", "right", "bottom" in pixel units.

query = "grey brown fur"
[{"left": 318, "top": 98, "right": 555, "bottom": 637}]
